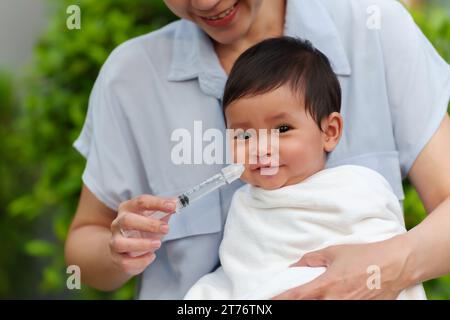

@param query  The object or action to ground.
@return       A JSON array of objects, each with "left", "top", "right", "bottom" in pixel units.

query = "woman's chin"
[{"left": 204, "top": 28, "right": 246, "bottom": 45}]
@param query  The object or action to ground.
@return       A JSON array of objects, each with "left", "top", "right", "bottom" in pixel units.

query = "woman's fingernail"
[
  {"left": 164, "top": 201, "right": 176, "bottom": 211},
  {"left": 152, "top": 240, "right": 161, "bottom": 249},
  {"left": 160, "top": 224, "right": 169, "bottom": 233}
]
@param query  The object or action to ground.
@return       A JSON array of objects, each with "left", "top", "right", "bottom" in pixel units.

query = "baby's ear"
[{"left": 322, "top": 112, "right": 343, "bottom": 153}]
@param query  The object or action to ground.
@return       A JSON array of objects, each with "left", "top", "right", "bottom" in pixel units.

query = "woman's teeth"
[{"left": 204, "top": 4, "right": 236, "bottom": 20}]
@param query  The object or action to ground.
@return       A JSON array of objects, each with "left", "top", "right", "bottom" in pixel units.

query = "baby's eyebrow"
[
  {"left": 265, "top": 112, "right": 290, "bottom": 121},
  {"left": 227, "top": 121, "right": 250, "bottom": 129}
]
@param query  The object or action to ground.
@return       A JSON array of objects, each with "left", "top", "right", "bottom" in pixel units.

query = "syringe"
[{"left": 122, "top": 163, "right": 245, "bottom": 241}]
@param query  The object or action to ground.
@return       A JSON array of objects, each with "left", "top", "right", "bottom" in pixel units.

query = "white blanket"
[{"left": 184, "top": 165, "right": 426, "bottom": 300}]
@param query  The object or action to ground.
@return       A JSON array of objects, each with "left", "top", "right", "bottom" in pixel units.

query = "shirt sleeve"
[
  {"left": 73, "top": 65, "right": 144, "bottom": 211},
  {"left": 379, "top": 1, "right": 450, "bottom": 179}
]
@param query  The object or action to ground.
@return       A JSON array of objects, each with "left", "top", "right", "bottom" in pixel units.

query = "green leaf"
[{"left": 24, "top": 240, "right": 57, "bottom": 257}]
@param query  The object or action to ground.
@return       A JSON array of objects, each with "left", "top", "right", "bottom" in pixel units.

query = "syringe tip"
[{"left": 221, "top": 164, "right": 245, "bottom": 184}]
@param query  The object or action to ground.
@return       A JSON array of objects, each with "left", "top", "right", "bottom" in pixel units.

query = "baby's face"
[{"left": 225, "top": 85, "right": 332, "bottom": 190}]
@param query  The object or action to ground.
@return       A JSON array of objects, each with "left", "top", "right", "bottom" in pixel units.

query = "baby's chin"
[
  {"left": 255, "top": 182, "right": 286, "bottom": 190},
  {"left": 242, "top": 168, "right": 309, "bottom": 190}
]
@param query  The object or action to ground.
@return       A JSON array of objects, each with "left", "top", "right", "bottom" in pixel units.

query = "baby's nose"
[
  {"left": 247, "top": 139, "right": 271, "bottom": 162},
  {"left": 258, "top": 153, "right": 271, "bottom": 165}
]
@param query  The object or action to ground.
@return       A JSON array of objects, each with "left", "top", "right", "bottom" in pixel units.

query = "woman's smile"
[{"left": 199, "top": 1, "right": 240, "bottom": 27}]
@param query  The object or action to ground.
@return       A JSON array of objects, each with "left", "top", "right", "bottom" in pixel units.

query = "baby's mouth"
[
  {"left": 249, "top": 163, "right": 283, "bottom": 177},
  {"left": 249, "top": 163, "right": 273, "bottom": 171},
  {"left": 249, "top": 154, "right": 280, "bottom": 172}
]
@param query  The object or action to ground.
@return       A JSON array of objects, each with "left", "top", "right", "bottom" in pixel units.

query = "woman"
[{"left": 65, "top": 0, "right": 450, "bottom": 299}]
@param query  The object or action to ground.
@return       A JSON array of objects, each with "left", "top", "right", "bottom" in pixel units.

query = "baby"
[{"left": 184, "top": 37, "right": 425, "bottom": 300}]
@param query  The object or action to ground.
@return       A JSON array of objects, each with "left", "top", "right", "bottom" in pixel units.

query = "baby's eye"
[
  {"left": 276, "top": 124, "right": 291, "bottom": 133},
  {"left": 234, "top": 131, "right": 253, "bottom": 140}
]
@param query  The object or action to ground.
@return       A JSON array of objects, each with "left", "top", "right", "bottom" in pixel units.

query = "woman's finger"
[
  {"left": 117, "top": 252, "right": 157, "bottom": 276},
  {"left": 129, "top": 194, "right": 177, "bottom": 213},
  {"left": 118, "top": 211, "right": 170, "bottom": 234},
  {"left": 272, "top": 276, "right": 326, "bottom": 300},
  {"left": 110, "top": 235, "right": 161, "bottom": 254},
  {"left": 290, "top": 249, "right": 331, "bottom": 268}
]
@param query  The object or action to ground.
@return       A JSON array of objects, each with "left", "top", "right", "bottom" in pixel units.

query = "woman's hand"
[
  {"left": 273, "top": 235, "right": 413, "bottom": 300},
  {"left": 109, "top": 195, "right": 177, "bottom": 276}
]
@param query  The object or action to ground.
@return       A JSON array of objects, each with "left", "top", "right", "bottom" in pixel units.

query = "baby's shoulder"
[
  {"left": 232, "top": 183, "right": 252, "bottom": 200},
  {"left": 318, "top": 165, "right": 394, "bottom": 193}
]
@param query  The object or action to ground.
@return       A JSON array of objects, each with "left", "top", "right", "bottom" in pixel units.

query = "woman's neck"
[{"left": 215, "top": 0, "right": 286, "bottom": 74}]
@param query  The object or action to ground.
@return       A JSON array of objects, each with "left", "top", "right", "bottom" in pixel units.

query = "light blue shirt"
[{"left": 73, "top": 0, "right": 450, "bottom": 299}]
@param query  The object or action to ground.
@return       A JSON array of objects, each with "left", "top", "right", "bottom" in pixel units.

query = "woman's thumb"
[{"left": 290, "top": 249, "right": 330, "bottom": 268}]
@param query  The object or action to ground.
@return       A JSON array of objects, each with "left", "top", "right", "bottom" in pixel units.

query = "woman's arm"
[
  {"left": 65, "top": 185, "right": 129, "bottom": 291},
  {"left": 402, "top": 114, "right": 450, "bottom": 284},
  {"left": 65, "top": 185, "right": 175, "bottom": 291},
  {"left": 273, "top": 114, "right": 450, "bottom": 299}
]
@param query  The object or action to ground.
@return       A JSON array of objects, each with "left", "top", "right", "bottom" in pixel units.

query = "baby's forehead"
[{"left": 225, "top": 86, "right": 307, "bottom": 117}]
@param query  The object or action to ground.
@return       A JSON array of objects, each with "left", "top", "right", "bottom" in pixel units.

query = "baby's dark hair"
[{"left": 222, "top": 36, "right": 341, "bottom": 131}]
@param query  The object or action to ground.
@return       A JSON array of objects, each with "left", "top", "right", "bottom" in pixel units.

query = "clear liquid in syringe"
[{"left": 177, "top": 173, "right": 226, "bottom": 209}]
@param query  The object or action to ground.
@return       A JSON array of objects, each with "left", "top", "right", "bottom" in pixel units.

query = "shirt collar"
[
  {"left": 168, "top": 0, "right": 351, "bottom": 98},
  {"left": 168, "top": 19, "right": 227, "bottom": 99}
]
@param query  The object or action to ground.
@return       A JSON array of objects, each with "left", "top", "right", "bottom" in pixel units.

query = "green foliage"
[
  {"left": 412, "top": 6, "right": 450, "bottom": 63},
  {"left": 0, "top": 71, "right": 38, "bottom": 298},
  {"left": 404, "top": 6, "right": 450, "bottom": 300},
  {"left": 0, "top": 0, "right": 449, "bottom": 299},
  {"left": 1, "top": 0, "right": 176, "bottom": 299}
]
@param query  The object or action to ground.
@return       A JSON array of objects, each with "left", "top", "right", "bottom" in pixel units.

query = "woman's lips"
[{"left": 199, "top": 2, "right": 239, "bottom": 27}]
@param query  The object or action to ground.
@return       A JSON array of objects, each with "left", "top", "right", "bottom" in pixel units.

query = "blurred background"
[{"left": 0, "top": 0, "right": 449, "bottom": 299}]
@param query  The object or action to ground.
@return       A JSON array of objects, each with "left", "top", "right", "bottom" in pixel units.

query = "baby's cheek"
[
  {"left": 279, "top": 139, "right": 301, "bottom": 162},
  {"left": 239, "top": 169, "right": 253, "bottom": 184},
  {"left": 282, "top": 143, "right": 313, "bottom": 176},
  {"left": 230, "top": 142, "right": 247, "bottom": 164}
]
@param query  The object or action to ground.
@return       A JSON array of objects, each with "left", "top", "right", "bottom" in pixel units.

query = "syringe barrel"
[
  {"left": 123, "top": 164, "right": 244, "bottom": 256},
  {"left": 134, "top": 173, "right": 226, "bottom": 223},
  {"left": 180, "top": 173, "right": 226, "bottom": 206}
]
